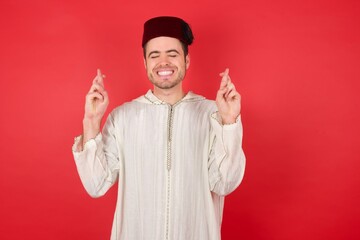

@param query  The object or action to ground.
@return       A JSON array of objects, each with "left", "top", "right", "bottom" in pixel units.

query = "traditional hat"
[{"left": 142, "top": 16, "right": 194, "bottom": 47}]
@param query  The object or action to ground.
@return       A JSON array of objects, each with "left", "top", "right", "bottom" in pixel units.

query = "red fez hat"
[{"left": 142, "top": 16, "right": 194, "bottom": 47}]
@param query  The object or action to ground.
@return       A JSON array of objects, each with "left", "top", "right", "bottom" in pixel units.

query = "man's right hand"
[{"left": 82, "top": 69, "right": 109, "bottom": 146}]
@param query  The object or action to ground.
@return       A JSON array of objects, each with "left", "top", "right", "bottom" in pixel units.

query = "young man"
[{"left": 72, "top": 16, "right": 246, "bottom": 240}]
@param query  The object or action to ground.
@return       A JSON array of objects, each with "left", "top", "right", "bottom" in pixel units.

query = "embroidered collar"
[{"left": 136, "top": 90, "right": 205, "bottom": 105}]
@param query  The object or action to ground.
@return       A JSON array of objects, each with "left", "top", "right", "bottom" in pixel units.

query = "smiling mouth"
[{"left": 157, "top": 70, "right": 174, "bottom": 77}]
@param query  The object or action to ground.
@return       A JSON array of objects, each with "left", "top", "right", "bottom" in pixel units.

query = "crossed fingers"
[
  {"left": 218, "top": 68, "right": 239, "bottom": 101},
  {"left": 87, "top": 69, "right": 107, "bottom": 101}
]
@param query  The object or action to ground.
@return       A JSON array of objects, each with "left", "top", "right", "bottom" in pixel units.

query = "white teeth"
[{"left": 158, "top": 71, "right": 173, "bottom": 76}]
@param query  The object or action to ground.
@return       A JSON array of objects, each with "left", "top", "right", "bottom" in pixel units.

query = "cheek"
[
  {"left": 144, "top": 62, "right": 152, "bottom": 72},
  {"left": 172, "top": 59, "right": 185, "bottom": 69},
  {"left": 146, "top": 60, "right": 157, "bottom": 70}
]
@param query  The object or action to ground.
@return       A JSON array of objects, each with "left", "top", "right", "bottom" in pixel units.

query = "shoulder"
[
  {"left": 184, "top": 92, "right": 217, "bottom": 115},
  {"left": 186, "top": 92, "right": 217, "bottom": 111},
  {"left": 110, "top": 99, "right": 145, "bottom": 117}
]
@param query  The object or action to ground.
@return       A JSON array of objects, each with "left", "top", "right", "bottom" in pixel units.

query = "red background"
[{"left": 1, "top": 0, "right": 359, "bottom": 239}]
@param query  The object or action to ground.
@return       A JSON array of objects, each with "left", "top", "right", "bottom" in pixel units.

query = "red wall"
[{"left": 1, "top": 0, "right": 359, "bottom": 239}]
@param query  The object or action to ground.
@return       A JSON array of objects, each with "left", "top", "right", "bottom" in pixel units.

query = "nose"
[{"left": 158, "top": 55, "right": 171, "bottom": 66}]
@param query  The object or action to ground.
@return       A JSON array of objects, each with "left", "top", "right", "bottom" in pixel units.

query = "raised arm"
[
  {"left": 72, "top": 69, "right": 119, "bottom": 198},
  {"left": 208, "top": 68, "right": 245, "bottom": 196},
  {"left": 81, "top": 69, "right": 109, "bottom": 150}
]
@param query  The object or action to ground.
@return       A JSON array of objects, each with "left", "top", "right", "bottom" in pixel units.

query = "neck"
[{"left": 153, "top": 84, "right": 186, "bottom": 105}]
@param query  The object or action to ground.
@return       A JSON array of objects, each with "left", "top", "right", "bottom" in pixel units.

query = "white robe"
[{"left": 72, "top": 90, "right": 246, "bottom": 240}]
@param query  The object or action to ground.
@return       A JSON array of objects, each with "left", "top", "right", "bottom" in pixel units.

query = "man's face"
[{"left": 144, "top": 36, "right": 190, "bottom": 90}]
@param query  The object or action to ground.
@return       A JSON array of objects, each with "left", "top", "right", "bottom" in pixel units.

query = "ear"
[
  {"left": 185, "top": 54, "right": 190, "bottom": 70},
  {"left": 143, "top": 46, "right": 147, "bottom": 69}
]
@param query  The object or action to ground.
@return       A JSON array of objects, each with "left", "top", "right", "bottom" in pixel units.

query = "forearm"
[
  {"left": 73, "top": 113, "right": 120, "bottom": 197},
  {"left": 82, "top": 117, "right": 101, "bottom": 150},
  {"left": 73, "top": 134, "right": 117, "bottom": 198},
  {"left": 208, "top": 113, "right": 246, "bottom": 196}
]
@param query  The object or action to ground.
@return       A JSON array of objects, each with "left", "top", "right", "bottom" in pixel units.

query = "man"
[{"left": 72, "top": 16, "right": 245, "bottom": 240}]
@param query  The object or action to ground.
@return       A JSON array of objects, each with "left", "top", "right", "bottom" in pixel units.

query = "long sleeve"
[
  {"left": 72, "top": 112, "right": 121, "bottom": 198},
  {"left": 208, "top": 112, "right": 246, "bottom": 196}
]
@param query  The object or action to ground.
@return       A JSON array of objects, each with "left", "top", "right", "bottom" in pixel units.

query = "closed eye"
[
  {"left": 148, "top": 50, "right": 160, "bottom": 59},
  {"left": 166, "top": 49, "right": 180, "bottom": 57}
]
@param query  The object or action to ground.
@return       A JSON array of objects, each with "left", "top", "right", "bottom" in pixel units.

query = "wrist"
[
  {"left": 220, "top": 114, "right": 239, "bottom": 125},
  {"left": 82, "top": 118, "right": 101, "bottom": 144},
  {"left": 221, "top": 118, "right": 236, "bottom": 125}
]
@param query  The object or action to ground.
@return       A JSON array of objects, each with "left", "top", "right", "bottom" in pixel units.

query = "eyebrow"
[{"left": 147, "top": 49, "right": 180, "bottom": 58}]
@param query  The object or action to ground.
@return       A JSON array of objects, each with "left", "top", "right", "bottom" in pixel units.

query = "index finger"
[
  {"left": 93, "top": 68, "right": 105, "bottom": 87},
  {"left": 97, "top": 69, "right": 103, "bottom": 78},
  {"left": 219, "top": 68, "right": 230, "bottom": 88},
  {"left": 219, "top": 68, "right": 229, "bottom": 77}
]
